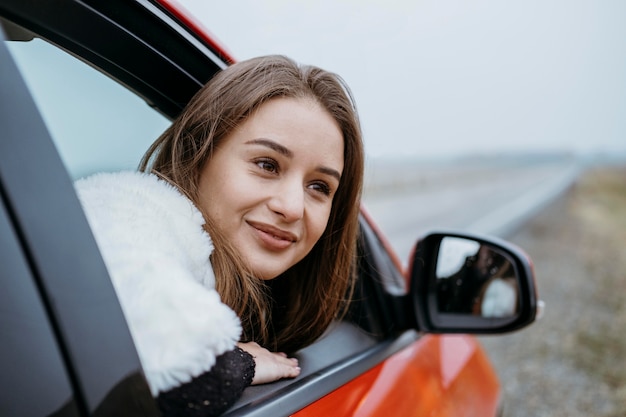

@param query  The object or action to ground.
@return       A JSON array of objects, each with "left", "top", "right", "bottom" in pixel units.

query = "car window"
[
  {"left": 3, "top": 21, "right": 170, "bottom": 180},
  {"left": 2, "top": 16, "right": 412, "bottom": 416}
]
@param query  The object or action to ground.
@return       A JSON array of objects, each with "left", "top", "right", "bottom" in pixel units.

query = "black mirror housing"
[{"left": 410, "top": 231, "right": 539, "bottom": 334}]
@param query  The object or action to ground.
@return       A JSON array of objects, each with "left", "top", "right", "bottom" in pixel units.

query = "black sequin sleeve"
[{"left": 156, "top": 347, "right": 255, "bottom": 417}]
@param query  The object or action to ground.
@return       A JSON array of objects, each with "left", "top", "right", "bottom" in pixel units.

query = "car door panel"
[{"left": 293, "top": 334, "right": 500, "bottom": 417}]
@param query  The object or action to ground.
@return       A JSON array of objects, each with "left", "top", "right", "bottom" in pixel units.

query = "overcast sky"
[{"left": 180, "top": 0, "right": 626, "bottom": 159}]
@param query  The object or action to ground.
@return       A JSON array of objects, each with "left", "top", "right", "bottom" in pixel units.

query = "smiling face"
[{"left": 197, "top": 97, "right": 344, "bottom": 280}]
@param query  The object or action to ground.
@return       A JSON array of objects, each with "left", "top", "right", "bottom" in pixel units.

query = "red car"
[{"left": 0, "top": 1, "right": 539, "bottom": 415}]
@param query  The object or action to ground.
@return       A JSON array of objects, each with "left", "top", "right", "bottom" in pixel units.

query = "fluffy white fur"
[{"left": 75, "top": 171, "right": 241, "bottom": 396}]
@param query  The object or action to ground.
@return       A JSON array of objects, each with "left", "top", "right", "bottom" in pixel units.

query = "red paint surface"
[
  {"left": 292, "top": 335, "right": 501, "bottom": 417},
  {"left": 155, "top": 0, "right": 237, "bottom": 64}
]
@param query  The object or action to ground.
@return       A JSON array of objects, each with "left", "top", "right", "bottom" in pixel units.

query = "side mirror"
[{"left": 410, "top": 231, "right": 540, "bottom": 334}]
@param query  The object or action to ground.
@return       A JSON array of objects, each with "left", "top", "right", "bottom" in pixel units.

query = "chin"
[
  {"left": 249, "top": 265, "right": 283, "bottom": 281},
  {"left": 248, "top": 256, "right": 296, "bottom": 281}
]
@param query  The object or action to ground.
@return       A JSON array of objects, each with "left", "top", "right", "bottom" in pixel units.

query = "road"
[
  {"left": 477, "top": 166, "right": 626, "bottom": 416},
  {"left": 362, "top": 158, "right": 581, "bottom": 263},
  {"left": 361, "top": 160, "right": 625, "bottom": 415}
]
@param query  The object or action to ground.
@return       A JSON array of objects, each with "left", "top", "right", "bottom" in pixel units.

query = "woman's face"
[{"left": 198, "top": 97, "right": 344, "bottom": 280}]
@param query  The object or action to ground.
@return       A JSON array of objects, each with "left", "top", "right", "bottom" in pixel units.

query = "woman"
[{"left": 76, "top": 55, "right": 364, "bottom": 416}]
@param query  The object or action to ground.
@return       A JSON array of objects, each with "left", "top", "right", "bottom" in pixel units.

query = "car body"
[{"left": 0, "top": 1, "right": 539, "bottom": 416}]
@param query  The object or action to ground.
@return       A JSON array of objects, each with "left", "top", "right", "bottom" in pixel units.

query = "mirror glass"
[{"left": 435, "top": 237, "right": 519, "bottom": 318}]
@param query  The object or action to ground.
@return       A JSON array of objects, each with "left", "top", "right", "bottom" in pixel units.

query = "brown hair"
[{"left": 140, "top": 55, "right": 364, "bottom": 353}]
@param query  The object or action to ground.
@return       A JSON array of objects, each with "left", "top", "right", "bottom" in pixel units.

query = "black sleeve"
[{"left": 156, "top": 347, "right": 255, "bottom": 417}]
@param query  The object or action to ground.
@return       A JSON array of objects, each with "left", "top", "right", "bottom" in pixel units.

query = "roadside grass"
[{"left": 569, "top": 165, "right": 626, "bottom": 408}]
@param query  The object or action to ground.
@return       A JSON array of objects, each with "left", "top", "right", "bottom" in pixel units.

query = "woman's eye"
[
  {"left": 255, "top": 158, "right": 278, "bottom": 173},
  {"left": 309, "top": 181, "right": 332, "bottom": 196}
]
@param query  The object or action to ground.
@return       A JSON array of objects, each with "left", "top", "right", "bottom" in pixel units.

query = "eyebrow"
[
  {"left": 317, "top": 166, "right": 342, "bottom": 182},
  {"left": 246, "top": 138, "right": 293, "bottom": 157},
  {"left": 245, "top": 138, "right": 342, "bottom": 182}
]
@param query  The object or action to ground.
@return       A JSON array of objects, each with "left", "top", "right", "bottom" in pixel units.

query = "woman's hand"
[{"left": 237, "top": 342, "right": 301, "bottom": 385}]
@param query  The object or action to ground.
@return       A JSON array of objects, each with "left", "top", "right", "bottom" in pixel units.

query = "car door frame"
[{"left": 0, "top": 29, "right": 159, "bottom": 415}]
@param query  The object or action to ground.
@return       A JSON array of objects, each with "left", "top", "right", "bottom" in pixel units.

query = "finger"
[
  {"left": 286, "top": 366, "right": 301, "bottom": 378},
  {"left": 279, "top": 362, "right": 301, "bottom": 378},
  {"left": 275, "top": 354, "right": 298, "bottom": 366}
]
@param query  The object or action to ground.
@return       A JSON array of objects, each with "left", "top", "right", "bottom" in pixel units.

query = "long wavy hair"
[{"left": 140, "top": 55, "right": 364, "bottom": 353}]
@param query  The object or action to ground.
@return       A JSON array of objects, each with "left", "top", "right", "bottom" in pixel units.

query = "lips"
[{"left": 247, "top": 220, "right": 298, "bottom": 251}]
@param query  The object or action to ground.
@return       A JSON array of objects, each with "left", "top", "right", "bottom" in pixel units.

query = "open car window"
[{"left": 1, "top": 13, "right": 415, "bottom": 417}]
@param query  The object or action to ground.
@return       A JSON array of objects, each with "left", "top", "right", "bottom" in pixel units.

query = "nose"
[{"left": 268, "top": 178, "right": 304, "bottom": 222}]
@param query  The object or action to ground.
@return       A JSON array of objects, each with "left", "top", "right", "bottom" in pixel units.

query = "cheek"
[
  {"left": 205, "top": 182, "right": 245, "bottom": 223},
  {"left": 198, "top": 173, "right": 237, "bottom": 225},
  {"left": 307, "top": 205, "right": 333, "bottom": 246}
]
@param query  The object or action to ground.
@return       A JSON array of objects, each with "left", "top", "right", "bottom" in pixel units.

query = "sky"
[{"left": 180, "top": 0, "right": 626, "bottom": 160}]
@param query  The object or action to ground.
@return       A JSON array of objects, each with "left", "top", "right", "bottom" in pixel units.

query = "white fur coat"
[{"left": 75, "top": 171, "right": 241, "bottom": 396}]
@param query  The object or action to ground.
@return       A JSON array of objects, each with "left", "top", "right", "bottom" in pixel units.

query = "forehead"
[{"left": 232, "top": 97, "right": 344, "bottom": 169}]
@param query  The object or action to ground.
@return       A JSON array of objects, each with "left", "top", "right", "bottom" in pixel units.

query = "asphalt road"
[{"left": 362, "top": 158, "right": 581, "bottom": 263}]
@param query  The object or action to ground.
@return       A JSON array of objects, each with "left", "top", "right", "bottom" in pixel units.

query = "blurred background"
[
  {"left": 179, "top": 1, "right": 626, "bottom": 415},
  {"left": 182, "top": 0, "right": 626, "bottom": 161}
]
